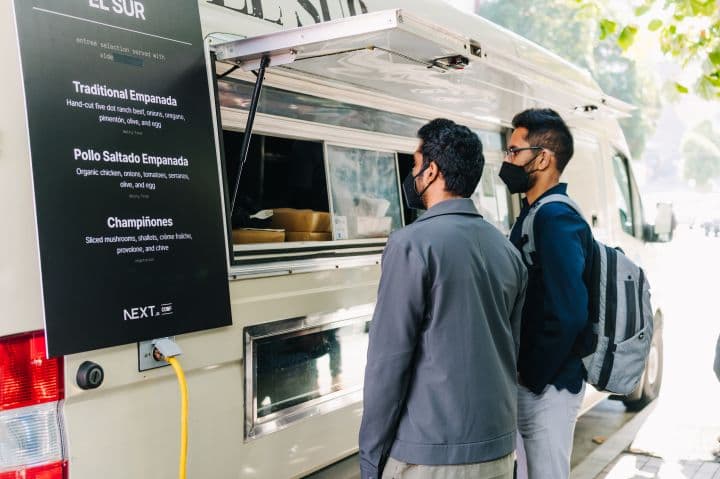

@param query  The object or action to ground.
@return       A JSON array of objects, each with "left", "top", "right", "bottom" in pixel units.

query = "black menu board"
[{"left": 13, "top": 0, "right": 232, "bottom": 356}]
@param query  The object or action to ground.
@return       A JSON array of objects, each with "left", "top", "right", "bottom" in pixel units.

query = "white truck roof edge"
[
  {"left": 201, "top": 0, "right": 629, "bottom": 110},
  {"left": 211, "top": 5, "right": 631, "bottom": 122}
]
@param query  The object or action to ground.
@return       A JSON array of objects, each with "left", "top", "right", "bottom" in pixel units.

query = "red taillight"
[
  {"left": 0, "top": 460, "right": 67, "bottom": 479},
  {"left": 0, "top": 331, "right": 63, "bottom": 411},
  {"left": 0, "top": 331, "right": 66, "bottom": 478}
]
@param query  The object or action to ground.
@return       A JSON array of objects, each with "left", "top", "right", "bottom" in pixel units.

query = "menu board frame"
[{"left": 13, "top": 0, "right": 232, "bottom": 357}]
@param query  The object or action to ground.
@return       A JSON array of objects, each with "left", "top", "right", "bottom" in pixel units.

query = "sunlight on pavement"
[
  {"left": 602, "top": 455, "right": 655, "bottom": 478},
  {"left": 598, "top": 224, "right": 720, "bottom": 478},
  {"left": 600, "top": 453, "right": 720, "bottom": 478},
  {"left": 631, "top": 226, "right": 720, "bottom": 461}
]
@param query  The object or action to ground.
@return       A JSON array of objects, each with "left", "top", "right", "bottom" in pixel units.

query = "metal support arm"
[{"left": 230, "top": 55, "right": 270, "bottom": 216}]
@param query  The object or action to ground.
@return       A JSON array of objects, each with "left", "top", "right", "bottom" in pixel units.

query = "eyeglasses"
[{"left": 504, "top": 146, "right": 543, "bottom": 159}]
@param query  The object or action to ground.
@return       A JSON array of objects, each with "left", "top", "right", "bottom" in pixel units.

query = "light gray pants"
[
  {"left": 515, "top": 383, "right": 585, "bottom": 479},
  {"left": 381, "top": 453, "right": 513, "bottom": 479}
]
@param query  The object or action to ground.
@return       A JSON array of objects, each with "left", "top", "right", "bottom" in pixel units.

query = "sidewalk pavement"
[
  {"left": 571, "top": 401, "right": 720, "bottom": 479},
  {"left": 595, "top": 452, "right": 720, "bottom": 479},
  {"left": 573, "top": 226, "right": 720, "bottom": 478}
]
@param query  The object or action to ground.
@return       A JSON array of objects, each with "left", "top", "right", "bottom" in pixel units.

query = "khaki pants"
[{"left": 381, "top": 453, "right": 514, "bottom": 479}]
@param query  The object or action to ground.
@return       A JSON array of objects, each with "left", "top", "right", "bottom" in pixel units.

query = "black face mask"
[
  {"left": 498, "top": 154, "right": 540, "bottom": 194},
  {"left": 403, "top": 166, "right": 434, "bottom": 210}
]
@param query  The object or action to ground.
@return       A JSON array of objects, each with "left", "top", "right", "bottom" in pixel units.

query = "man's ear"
[
  {"left": 426, "top": 160, "right": 439, "bottom": 179},
  {"left": 537, "top": 151, "right": 553, "bottom": 171}
]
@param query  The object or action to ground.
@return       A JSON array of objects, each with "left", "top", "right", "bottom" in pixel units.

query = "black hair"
[
  {"left": 511, "top": 108, "right": 574, "bottom": 172},
  {"left": 417, "top": 118, "right": 484, "bottom": 197}
]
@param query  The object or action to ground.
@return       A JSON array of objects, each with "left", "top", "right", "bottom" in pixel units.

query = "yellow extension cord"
[{"left": 167, "top": 356, "right": 188, "bottom": 479}]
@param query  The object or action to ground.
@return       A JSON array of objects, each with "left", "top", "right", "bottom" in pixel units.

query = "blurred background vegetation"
[
  {"left": 457, "top": 0, "right": 720, "bottom": 205},
  {"left": 477, "top": 0, "right": 661, "bottom": 163}
]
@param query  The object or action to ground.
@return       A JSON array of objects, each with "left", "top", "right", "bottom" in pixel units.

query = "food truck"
[{"left": 1, "top": 0, "right": 670, "bottom": 477}]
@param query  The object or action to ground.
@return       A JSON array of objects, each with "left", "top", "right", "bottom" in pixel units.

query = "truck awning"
[{"left": 213, "top": 8, "right": 631, "bottom": 124}]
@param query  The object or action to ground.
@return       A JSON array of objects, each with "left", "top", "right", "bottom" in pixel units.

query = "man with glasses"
[{"left": 498, "top": 108, "right": 593, "bottom": 479}]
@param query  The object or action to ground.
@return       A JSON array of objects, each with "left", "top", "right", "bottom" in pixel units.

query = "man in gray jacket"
[{"left": 359, "top": 119, "right": 528, "bottom": 479}]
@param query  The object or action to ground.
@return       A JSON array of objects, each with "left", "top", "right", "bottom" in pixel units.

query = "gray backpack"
[{"left": 519, "top": 194, "right": 654, "bottom": 395}]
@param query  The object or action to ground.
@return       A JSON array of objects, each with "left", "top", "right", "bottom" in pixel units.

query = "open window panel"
[
  {"left": 214, "top": 9, "right": 493, "bottom": 121},
  {"left": 225, "top": 130, "right": 329, "bottom": 247},
  {"left": 225, "top": 130, "right": 406, "bottom": 262},
  {"left": 214, "top": 8, "right": 631, "bottom": 119}
]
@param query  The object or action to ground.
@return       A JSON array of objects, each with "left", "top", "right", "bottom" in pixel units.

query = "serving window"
[
  {"left": 223, "top": 127, "right": 406, "bottom": 264},
  {"left": 224, "top": 131, "right": 333, "bottom": 246},
  {"left": 217, "top": 78, "right": 509, "bottom": 267}
]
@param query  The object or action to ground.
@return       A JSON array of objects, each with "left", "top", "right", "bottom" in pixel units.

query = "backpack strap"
[
  {"left": 520, "top": 194, "right": 585, "bottom": 267},
  {"left": 518, "top": 194, "right": 598, "bottom": 369}
]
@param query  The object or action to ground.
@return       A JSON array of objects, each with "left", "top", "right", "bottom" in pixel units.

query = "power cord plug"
[{"left": 152, "top": 337, "right": 183, "bottom": 360}]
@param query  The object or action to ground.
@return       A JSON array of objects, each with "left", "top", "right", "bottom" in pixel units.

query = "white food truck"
[{"left": 1, "top": 0, "right": 670, "bottom": 477}]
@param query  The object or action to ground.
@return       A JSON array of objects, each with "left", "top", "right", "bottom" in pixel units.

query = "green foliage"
[
  {"left": 709, "top": 49, "right": 720, "bottom": 65},
  {"left": 635, "top": 5, "right": 651, "bottom": 16},
  {"left": 575, "top": 0, "right": 720, "bottom": 100},
  {"left": 478, "top": 0, "right": 596, "bottom": 70},
  {"left": 600, "top": 19, "right": 618, "bottom": 40},
  {"left": 696, "top": 75, "right": 718, "bottom": 99},
  {"left": 648, "top": 19, "right": 663, "bottom": 31},
  {"left": 477, "top": 0, "right": 659, "bottom": 160},
  {"left": 618, "top": 25, "right": 639, "bottom": 50},
  {"left": 682, "top": 120, "right": 720, "bottom": 186}
]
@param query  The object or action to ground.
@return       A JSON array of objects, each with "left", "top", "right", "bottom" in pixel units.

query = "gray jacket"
[{"left": 359, "top": 199, "right": 527, "bottom": 479}]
